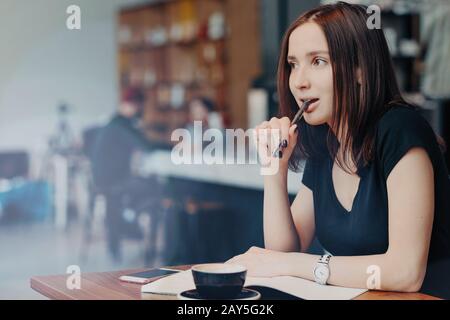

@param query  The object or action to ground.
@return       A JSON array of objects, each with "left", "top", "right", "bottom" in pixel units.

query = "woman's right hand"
[{"left": 253, "top": 117, "right": 298, "bottom": 175}]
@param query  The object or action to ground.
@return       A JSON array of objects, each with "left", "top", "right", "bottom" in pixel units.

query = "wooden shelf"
[
  {"left": 120, "top": 38, "right": 226, "bottom": 52},
  {"left": 118, "top": 0, "right": 261, "bottom": 135}
]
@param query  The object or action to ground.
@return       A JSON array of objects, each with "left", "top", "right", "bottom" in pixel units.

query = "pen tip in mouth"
[{"left": 301, "top": 98, "right": 319, "bottom": 104}]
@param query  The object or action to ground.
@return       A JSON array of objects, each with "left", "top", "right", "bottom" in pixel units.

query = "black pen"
[{"left": 292, "top": 99, "right": 312, "bottom": 127}]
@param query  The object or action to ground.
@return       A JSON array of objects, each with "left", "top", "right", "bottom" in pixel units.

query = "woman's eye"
[
  {"left": 312, "top": 58, "right": 327, "bottom": 66},
  {"left": 289, "top": 62, "right": 298, "bottom": 69}
]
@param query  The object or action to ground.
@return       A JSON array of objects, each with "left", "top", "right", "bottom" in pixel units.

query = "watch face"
[{"left": 314, "top": 265, "right": 329, "bottom": 283}]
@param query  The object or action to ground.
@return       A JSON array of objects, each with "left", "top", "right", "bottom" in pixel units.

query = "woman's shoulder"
[
  {"left": 378, "top": 103, "right": 428, "bottom": 128},
  {"left": 376, "top": 103, "right": 435, "bottom": 142},
  {"left": 374, "top": 102, "right": 440, "bottom": 178}
]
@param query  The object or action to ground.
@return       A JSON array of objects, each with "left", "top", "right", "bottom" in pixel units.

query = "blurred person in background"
[
  {"left": 186, "top": 96, "right": 217, "bottom": 134},
  {"left": 91, "top": 87, "right": 168, "bottom": 263},
  {"left": 185, "top": 96, "right": 224, "bottom": 153}
]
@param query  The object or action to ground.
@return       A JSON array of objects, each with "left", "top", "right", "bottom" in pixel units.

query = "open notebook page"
[{"left": 141, "top": 269, "right": 368, "bottom": 300}]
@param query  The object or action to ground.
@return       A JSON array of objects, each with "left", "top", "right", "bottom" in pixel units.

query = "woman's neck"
[{"left": 328, "top": 121, "right": 358, "bottom": 174}]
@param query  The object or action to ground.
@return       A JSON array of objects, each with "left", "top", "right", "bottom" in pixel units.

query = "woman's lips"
[{"left": 303, "top": 99, "right": 319, "bottom": 113}]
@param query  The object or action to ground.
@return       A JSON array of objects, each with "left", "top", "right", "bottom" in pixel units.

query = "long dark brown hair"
[{"left": 278, "top": 2, "right": 411, "bottom": 173}]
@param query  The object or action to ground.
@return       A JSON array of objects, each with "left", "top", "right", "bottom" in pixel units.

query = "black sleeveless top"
[{"left": 301, "top": 104, "right": 450, "bottom": 299}]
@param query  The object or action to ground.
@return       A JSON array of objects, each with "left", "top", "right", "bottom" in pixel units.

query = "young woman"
[{"left": 227, "top": 2, "right": 450, "bottom": 299}]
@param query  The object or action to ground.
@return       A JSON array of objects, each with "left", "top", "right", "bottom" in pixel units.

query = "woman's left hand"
[{"left": 225, "top": 246, "right": 290, "bottom": 277}]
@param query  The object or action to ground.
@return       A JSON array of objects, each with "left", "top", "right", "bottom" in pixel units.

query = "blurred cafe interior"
[{"left": 0, "top": 0, "right": 449, "bottom": 299}]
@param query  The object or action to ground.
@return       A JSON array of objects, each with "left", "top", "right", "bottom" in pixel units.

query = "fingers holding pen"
[
  {"left": 269, "top": 117, "right": 283, "bottom": 158},
  {"left": 279, "top": 117, "right": 290, "bottom": 145},
  {"left": 254, "top": 117, "right": 299, "bottom": 164},
  {"left": 288, "top": 123, "right": 298, "bottom": 150},
  {"left": 254, "top": 121, "right": 271, "bottom": 165},
  {"left": 272, "top": 116, "right": 300, "bottom": 158}
]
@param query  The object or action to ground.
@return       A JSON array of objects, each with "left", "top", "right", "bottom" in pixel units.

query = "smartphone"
[{"left": 119, "top": 268, "right": 180, "bottom": 284}]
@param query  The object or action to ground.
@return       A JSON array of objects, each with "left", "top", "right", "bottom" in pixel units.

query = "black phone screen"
[{"left": 125, "top": 269, "right": 179, "bottom": 279}]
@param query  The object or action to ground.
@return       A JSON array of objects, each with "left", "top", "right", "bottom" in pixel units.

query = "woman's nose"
[{"left": 293, "top": 68, "right": 311, "bottom": 90}]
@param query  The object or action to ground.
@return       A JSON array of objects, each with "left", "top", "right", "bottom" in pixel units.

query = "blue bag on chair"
[{"left": 0, "top": 180, "right": 53, "bottom": 222}]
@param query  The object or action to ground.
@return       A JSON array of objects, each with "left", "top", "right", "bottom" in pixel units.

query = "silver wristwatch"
[{"left": 314, "top": 254, "right": 331, "bottom": 285}]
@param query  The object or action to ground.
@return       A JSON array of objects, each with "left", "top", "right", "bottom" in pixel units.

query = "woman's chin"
[{"left": 304, "top": 114, "right": 325, "bottom": 126}]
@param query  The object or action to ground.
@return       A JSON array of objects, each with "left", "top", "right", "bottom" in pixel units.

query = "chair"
[{"left": 0, "top": 151, "right": 29, "bottom": 179}]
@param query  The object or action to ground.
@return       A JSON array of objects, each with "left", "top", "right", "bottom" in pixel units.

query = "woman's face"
[
  {"left": 288, "top": 22, "right": 334, "bottom": 126},
  {"left": 189, "top": 100, "right": 209, "bottom": 122}
]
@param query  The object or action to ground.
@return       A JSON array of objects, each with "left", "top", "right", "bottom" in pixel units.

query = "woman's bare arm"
[
  {"left": 263, "top": 174, "right": 315, "bottom": 253},
  {"left": 290, "top": 184, "right": 315, "bottom": 253},
  {"left": 260, "top": 117, "right": 316, "bottom": 253},
  {"left": 282, "top": 147, "right": 434, "bottom": 292},
  {"left": 230, "top": 147, "right": 434, "bottom": 292}
]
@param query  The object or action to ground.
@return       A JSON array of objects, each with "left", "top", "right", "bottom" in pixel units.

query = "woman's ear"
[{"left": 356, "top": 68, "right": 362, "bottom": 85}]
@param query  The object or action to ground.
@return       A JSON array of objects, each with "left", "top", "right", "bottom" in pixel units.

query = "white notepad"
[{"left": 141, "top": 269, "right": 368, "bottom": 300}]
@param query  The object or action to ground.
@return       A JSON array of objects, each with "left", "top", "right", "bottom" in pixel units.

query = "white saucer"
[{"left": 177, "top": 288, "right": 261, "bottom": 300}]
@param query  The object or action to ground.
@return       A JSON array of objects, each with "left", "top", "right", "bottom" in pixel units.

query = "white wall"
[{"left": 0, "top": 0, "right": 150, "bottom": 168}]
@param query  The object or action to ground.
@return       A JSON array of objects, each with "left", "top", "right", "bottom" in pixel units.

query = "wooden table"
[{"left": 31, "top": 265, "right": 440, "bottom": 300}]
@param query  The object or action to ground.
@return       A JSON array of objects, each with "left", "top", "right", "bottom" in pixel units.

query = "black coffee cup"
[{"left": 191, "top": 263, "right": 247, "bottom": 299}]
